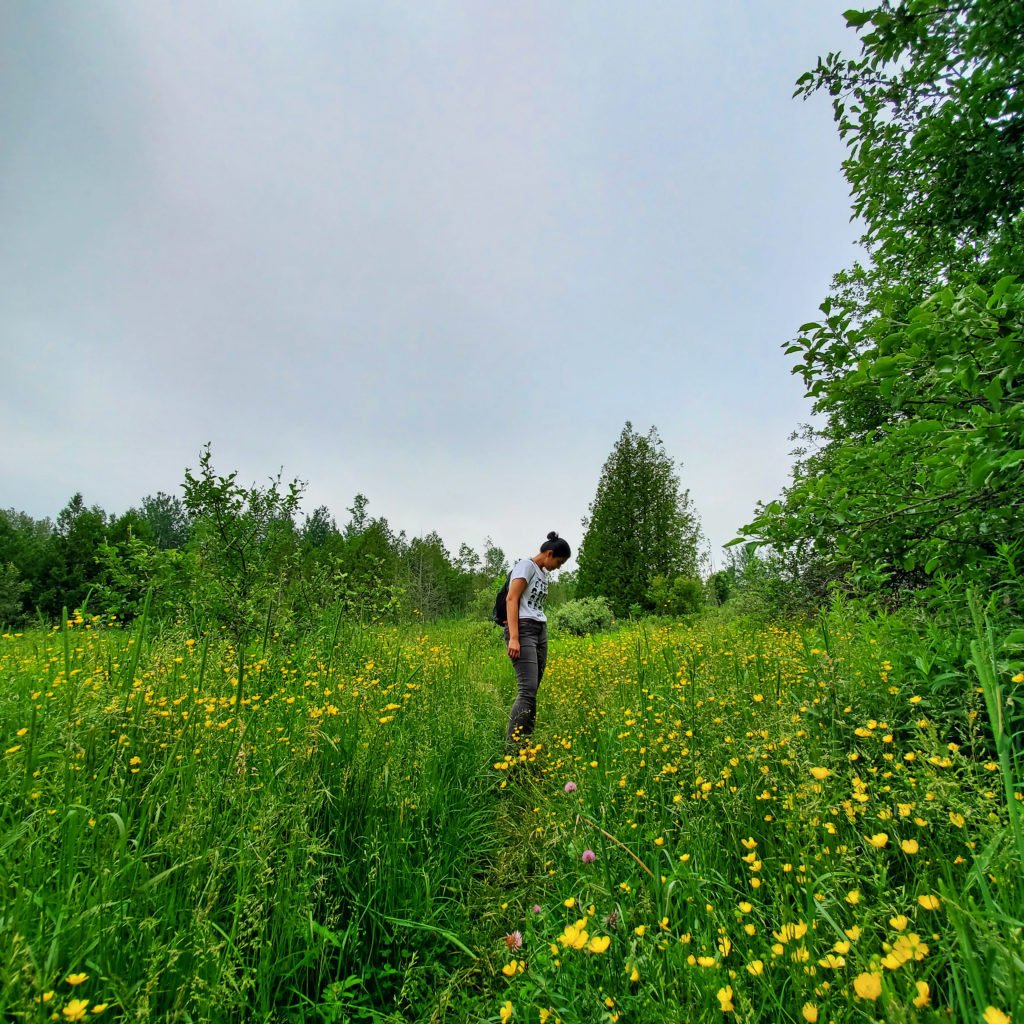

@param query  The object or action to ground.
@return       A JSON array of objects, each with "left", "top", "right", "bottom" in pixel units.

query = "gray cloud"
[{"left": 1, "top": 1, "right": 861, "bottom": 562}]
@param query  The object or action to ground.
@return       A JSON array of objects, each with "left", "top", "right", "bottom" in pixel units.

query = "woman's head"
[{"left": 539, "top": 531, "right": 571, "bottom": 569}]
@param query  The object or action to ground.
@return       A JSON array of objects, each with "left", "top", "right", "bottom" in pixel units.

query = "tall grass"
[{"left": 0, "top": 602, "right": 1020, "bottom": 1022}]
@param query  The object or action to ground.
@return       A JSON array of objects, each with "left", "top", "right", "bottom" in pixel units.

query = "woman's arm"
[{"left": 506, "top": 577, "right": 527, "bottom": 659}]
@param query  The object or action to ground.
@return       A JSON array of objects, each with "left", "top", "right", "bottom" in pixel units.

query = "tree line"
[
  {"left": 0, "top": 446, "right": 511, "bottom": 631},
  {"left": 1, "top": 426, "right": 715, "bottom": 632}
]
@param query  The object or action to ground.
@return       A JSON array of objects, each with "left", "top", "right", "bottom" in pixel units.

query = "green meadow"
[{"left": 1, "top": 600, "right": 1021, "bottom": 1022}]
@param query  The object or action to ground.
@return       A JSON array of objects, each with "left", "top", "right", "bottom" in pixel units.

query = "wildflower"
[
  {"left": 917, "top": 894, "right": 941, "bottom": 911},
  {"left": 866, "top": 832, "right": 889, "bottom": 848},
  {"left": 810, "top": 767, "right": 831, "bottom": 780},
  {"left": 717, "top": 986, "right": 734, "bottom": 1012},
  {"left": 499, "top": 1001, "right": 514, "bottom": 1023},
  {"left": 895, "top": 933, "right": 929, "bottom": 961},
  {"left": 773, "top": 922, "right": 807, "bottom": 943},
  {"left": 587, "top": 935, "right": 611, "bottom": 954},
  {"left": 504, "top": 931, "right": 523, "bottom": 951},
  {"left": 1012, "top": 673, "right": 1024, "bottom": 684},
  {"left": 564, "top": 898, "right": 575, "bottom": 909},
  {"left": 62, "top": 1001, "right": 89, "bottom": 1022},
  {"left": 697, "top": 955, "right": 716, "bottom": 967},
  {"left": 983, "top": 1008, "right": 1010, "bottom": 1024},
  {"left": 853, "top": 972, "right": 882, "bottom": 1001},
  {"left": 949, "top": 812, "right": 965, "bottom": 828},
  {"left": 558, "top": 920, "right": 589, "bottom": 950},
  {"left": 501, "top": 961, "right": 519, "bottom": 977},
  {"left": 844, "top": 925, "right": 861, "bottom": 941},
  {"left": 65, "top": 975, "right": 88, "bottom": 987},
  {"left": 746, "top": 960, "right": 764, "bottom": 976},
  {"left": 627, "top": 964, "right": 640, "bottom": 982},
  {"left": 845, "top": 890, "right": 860, "bottom": 905},
  {"left": 634, "top": 925, "right": 646, "bottom": 937},
  {"left": 889, "top": 915, "right": 908, "bottom": 931},
  {"left": 90, "top": 1005, "right": 108, "bottom": 1014},
  {"left": 532, "top": 904, "right": 541, "bottom": 914},
  {"left": 563, "top": 781, "right": 577, "bottom": 793},
  {"left": 581, "top": 849, "right": 596, "bottom": 864},
  {"left": 901, "top": 839, "right": 919, "bottom": 855},
  {"left": 802, "top": 1003, "right": 819, "bottom": 1023},
  {"left": 912, "top": 981, "right": 930, "bottom": 1008}
]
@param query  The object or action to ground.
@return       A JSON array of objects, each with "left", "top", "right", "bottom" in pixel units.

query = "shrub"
[
  {"left": 549, "top": 596, "right": 615, "bottom": 636},
  {"left": 647, "top": 574, "right": 705, "bottom": 616}
]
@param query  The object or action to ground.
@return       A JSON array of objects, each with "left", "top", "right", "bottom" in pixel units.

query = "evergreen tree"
[{"left": 576, "top": 423, "right": 703, "bottom": 616}]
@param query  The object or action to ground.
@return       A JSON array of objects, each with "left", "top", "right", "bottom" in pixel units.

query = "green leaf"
[
  {"left": 970, "top": 459, "right": 994, "bottom": 489},
  {"left": 843, "top": 9, "right": 872, "bottom": 27},
  {"left": 899, "top": 420, "right": 945, "bottom": 435},
  {"left": 869, "top": 356, "right": 900, "bottom": 378},
  {"left": 983, "top": 378, "right": 1003, "bottom": 409}
]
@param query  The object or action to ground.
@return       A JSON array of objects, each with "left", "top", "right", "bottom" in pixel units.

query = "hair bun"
[{"left": 547, "top": 531, "right": 559, "bottom": 541}]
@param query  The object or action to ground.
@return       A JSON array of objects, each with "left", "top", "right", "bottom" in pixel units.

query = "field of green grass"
[{"left": 1, "top": 605, "right": 1021, "bottom": 1023}]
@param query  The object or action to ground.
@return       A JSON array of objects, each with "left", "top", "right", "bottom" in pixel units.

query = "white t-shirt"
[{"left": 511, "top": 558, "right": 550, "bottom": 623}]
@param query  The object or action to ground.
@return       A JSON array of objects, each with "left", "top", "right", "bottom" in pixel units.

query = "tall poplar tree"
[{"left": 576, "top": 423, "right": 703, "bottom": 616}]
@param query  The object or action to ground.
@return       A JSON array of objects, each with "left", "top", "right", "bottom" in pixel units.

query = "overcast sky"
[{"left": 1, "top": 1, "right": 863, "bottom": 570}]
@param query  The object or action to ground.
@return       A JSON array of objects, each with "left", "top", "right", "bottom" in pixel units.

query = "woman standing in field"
[{"left": 503, "top": 531, "right": 571, "bottom": 746}]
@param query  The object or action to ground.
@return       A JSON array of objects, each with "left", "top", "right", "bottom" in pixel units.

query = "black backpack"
[{"left": 492, "top": 570, "right": 513, "bottom": 626}]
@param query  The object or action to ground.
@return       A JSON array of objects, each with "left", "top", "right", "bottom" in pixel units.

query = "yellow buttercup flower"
[
  {"left": 866, "top": 832, "right": 889, "bottom": 848},
  {"left": 558, "top": 920, "right": 589, "bottom": 950},
  {"left": 65, "top": 975, "right": 88, "bottom": 987},
  {"left": 853, "top": 972, "right": 882, "bottom": 1001},
  {"left": 746, "top": 959, "right": 764, "bottom": 975},
  {"left": 983, "top": 1009, "right": 1011, "bottom": 1024},
  {"left": 62, "top": 1000, "right": 89, "bottom": 1022},
  {"left": 918, "top": 894, "right": 941, "bottom": 911},
  {"left": 810, "top": 767, "right": 831, "bottom": 780},
  {"left": 501, "top": 961, "right": 518, "bottom": 977},
  {"left": 499, "top": 1001, "right": 514, "bottom": 1023},
  {"left": 587, "top": 935, "right": 611, "bottom": 954},
  {"left": 802, "top": 1003, "right": 818, "bottom": 1023},
  {"left": 901, "top": 838, "right": 919, "bottom": 854},
  {"left": 912, "top": 981, "right": 930, "bottom": 1008},
  {"left": 716, "top": 986, "right": 734, "bottom": 1012}
]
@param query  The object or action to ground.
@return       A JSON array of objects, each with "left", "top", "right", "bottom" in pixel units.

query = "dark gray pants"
[{"left": 503, "top": 618, "right": 548, "bottom": 744}]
